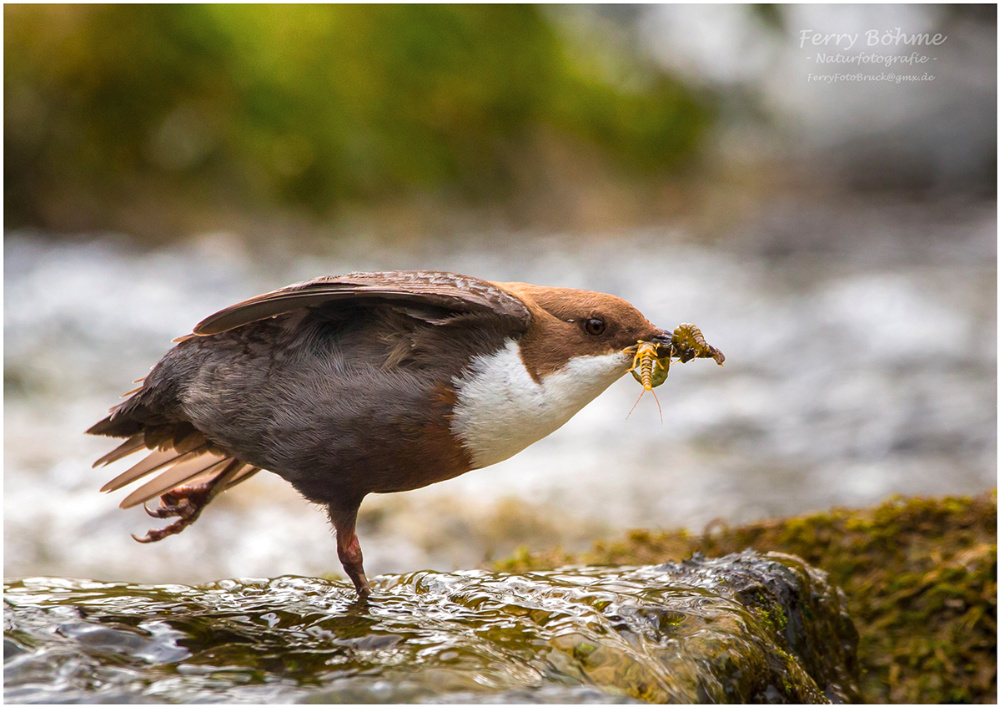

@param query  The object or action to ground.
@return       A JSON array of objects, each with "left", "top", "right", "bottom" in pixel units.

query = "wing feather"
[{"left": 192, "top": 271, "right": 531, "bottom": 336}]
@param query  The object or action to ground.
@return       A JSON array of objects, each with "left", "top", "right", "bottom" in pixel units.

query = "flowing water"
[{"left": 4, "top": 552, "right": 859, "bottom": 703}]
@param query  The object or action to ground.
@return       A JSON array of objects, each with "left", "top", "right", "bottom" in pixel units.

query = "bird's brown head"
[{"left": 495, "top": 282, "right": 666, "bottom": 380}]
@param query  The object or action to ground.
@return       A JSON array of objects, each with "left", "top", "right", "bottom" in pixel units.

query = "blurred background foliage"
[{"left": 4, "top": 5, "right": 710, "bottom": 237}]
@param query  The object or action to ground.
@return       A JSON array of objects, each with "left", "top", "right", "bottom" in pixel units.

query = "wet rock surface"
[{"left": 4, "top": 551, "right": 859, "bottom": 703}]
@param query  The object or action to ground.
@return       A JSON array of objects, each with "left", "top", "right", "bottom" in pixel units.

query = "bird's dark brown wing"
[{"left": 192, "top": 270, "right": 532, "bottom": 336}]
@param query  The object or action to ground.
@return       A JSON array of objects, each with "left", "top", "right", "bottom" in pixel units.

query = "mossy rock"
[{"left": 496, "top": 491, "right": 997, "bottom": 703}]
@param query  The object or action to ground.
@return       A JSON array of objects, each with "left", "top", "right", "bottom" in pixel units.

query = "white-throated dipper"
[{"left": 88, "top": 270, "right": 722, "bottom": 596}]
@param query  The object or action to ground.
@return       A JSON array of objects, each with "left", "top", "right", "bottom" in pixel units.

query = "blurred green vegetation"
[{"left": 4, "top": 5, "right": 710, "bottom": 235}]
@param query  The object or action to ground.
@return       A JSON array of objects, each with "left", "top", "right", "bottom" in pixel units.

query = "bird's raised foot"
[
  {"left": 142, "top": 486, "right": 208, "bottom": 519},
  {"left": 132, "top": 485, "right": 213, "bottom": 543}
]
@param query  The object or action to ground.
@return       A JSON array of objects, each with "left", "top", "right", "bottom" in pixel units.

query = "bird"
[{"left": 88, "top": 270, "right": 694, "bottom": 597}]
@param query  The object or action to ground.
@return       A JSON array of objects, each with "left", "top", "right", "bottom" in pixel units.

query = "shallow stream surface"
[
  {"left": 5, "top": 551, "right": 859, "bottom": 703},
  {"left": 4, "top": 197, "right": 996, "bottom": 583}
]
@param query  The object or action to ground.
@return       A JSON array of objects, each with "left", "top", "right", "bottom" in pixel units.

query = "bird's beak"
[
  {"left": 624, "top": 330, "right": 672, "bottom": 358},
  {"left": 647, "top": 330, "right": 673, "bottom": 357},
  {"left": 650, "top": 330, "right": 672, "bottom": 346}
]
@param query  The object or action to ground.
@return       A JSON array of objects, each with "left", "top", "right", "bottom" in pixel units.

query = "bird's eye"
[{"left": 583, "top": 318, "right": 606, "bottom": 336}]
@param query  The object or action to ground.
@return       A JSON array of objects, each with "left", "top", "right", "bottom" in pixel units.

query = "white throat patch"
[{"left": 450, "top": 339, "right": 631, "bottom": 469}]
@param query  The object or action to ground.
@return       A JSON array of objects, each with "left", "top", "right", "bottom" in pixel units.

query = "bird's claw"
[{"left": 131, "top": 521, "right": 188, "bottom": 543}]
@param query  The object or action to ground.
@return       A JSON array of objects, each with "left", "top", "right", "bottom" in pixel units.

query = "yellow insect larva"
[
  {"left": 629, "top": 341, "right": 670, "bottom": 390},
  {"left": 627, "top": 341, "right": 669, "bottom": 421}
]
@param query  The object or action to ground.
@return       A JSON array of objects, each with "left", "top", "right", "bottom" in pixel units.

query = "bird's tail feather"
[{"left": 90, "top": 418, "right": 259, "bottom": 517}]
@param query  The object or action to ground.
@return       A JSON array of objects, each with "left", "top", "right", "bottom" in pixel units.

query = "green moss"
[
  {"left": 758, "top": 604, "right": 788, "bottom": 633},
  {"left": 495, "top": 491, "right": 997, "bottom": 704}
]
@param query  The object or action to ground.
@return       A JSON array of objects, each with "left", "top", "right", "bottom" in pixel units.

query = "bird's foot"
[
  {"left": 347, "top": 566, "right": 372, "bottom": 598},
  {"left": 132, "top": 484, "right": 212, "bottom": 543}
]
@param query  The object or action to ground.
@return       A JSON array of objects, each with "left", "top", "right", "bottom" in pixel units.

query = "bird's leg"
[
  {"left": 328, "top": 501, "right": 371, "bottom": 597},
  {"left": 133, "top": 459, "right": 243, "bottom": 543}
]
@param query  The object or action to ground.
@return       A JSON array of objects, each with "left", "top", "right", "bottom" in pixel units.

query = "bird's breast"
[{"left": 449, "top": 339, "right": 631, "bottom": 469}]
